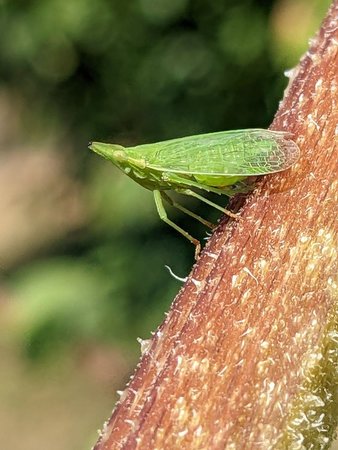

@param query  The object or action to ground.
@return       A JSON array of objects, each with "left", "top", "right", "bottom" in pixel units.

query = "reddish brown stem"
[{"left": 94, "top": 2, "right": 338, "bottom": 449}]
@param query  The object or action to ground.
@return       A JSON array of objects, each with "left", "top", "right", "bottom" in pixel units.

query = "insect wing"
[{"left": 127, "top": 129, "right": 300, "bottom": 176}]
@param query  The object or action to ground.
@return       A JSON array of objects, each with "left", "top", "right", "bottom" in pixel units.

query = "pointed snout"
[{"left": 89, "top": 142, "right": 125, "bottom": 161}]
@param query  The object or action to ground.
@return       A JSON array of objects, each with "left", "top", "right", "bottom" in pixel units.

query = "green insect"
[{"left": 89, "top": 129, "right": 299, "bottom": 257}]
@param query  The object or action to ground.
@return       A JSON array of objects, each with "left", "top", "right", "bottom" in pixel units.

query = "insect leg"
[
  {"left": 160, "top": 191, "right": 215, "bottom": 229},
  {"left": 153, "top": 190, "right": 201, "bottom": 258},
  {"left": 176, "top": 188, "right": 239, "bottom": 220},
  {"left": 162, "top": 173, "right": 240, "bottom": 219}
]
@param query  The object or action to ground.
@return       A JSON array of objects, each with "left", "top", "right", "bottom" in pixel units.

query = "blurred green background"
[{"left": 0, "top": 0, "right": 331, "bottom": 449}]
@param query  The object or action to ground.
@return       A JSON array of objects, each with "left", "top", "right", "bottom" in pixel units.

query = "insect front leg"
[
  {"left": 160, "top": 191, "right": 215, "bottom": 229},
  {"left": 161, "top": 173, "right": 240, "bottom": 220},
  {"left": 153, "top": 190, "right": 201, "bottom": 258}
]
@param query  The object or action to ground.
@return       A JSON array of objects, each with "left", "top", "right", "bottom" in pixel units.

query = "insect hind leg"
[
  {"left": 153, "top": 190, "right": 201, "bottom": 258},
  {"left": 162, "top": 172, "right": 240, "bottom": 219},
  {"left": 160, "top": 191, "right": 215, "bottom": 229},
  {"left": 176, "top": 189, "right": 239, "bottom": 220}
]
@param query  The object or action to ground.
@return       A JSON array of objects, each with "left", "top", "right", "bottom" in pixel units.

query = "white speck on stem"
[
  {"left": 240, "top": 327, "right": 254, "bottom": 337},
  {"left": 299, "top": 235, "right": 310, "bottom": 244},
  {"left": 178, "top": 429, "right": 188, "bottom": 438},
  {"left": 191, "top": 278, "right": 202, "bottom": 288},
  {"left": 243, "top": 266, "right": 259, "bottom": 285},
  {"left": 307, "top": 113, "right": 320, "bottom": 130},
  {"left": 137, "top": 337, "right": 152, "bottom": 355},
  {"left": 284, "top": 67, "right": 297, "bottom": 79},
  {"left": 315, "top": 78, "right": 323, "bottom": 91},
  {"left": 165, "top": 265, "right": 188, "bottom": 282},
  {"left": 205, "top": 251, "right": 218, "bottom": 259},
  {"left": 218, "top": 365, "right": 228, "bottom": 376},
  {"left": 231, "top": 274, "right": 238, "bottom": 288}
]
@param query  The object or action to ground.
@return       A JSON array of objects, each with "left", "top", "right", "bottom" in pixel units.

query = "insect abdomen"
[{"left": 193, "top": 174, "right": 246, "bottom": 187}]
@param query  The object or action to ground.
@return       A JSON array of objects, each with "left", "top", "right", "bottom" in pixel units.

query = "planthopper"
[{"left": 89, "top": 129, "right": 300, "bottom": 257}]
